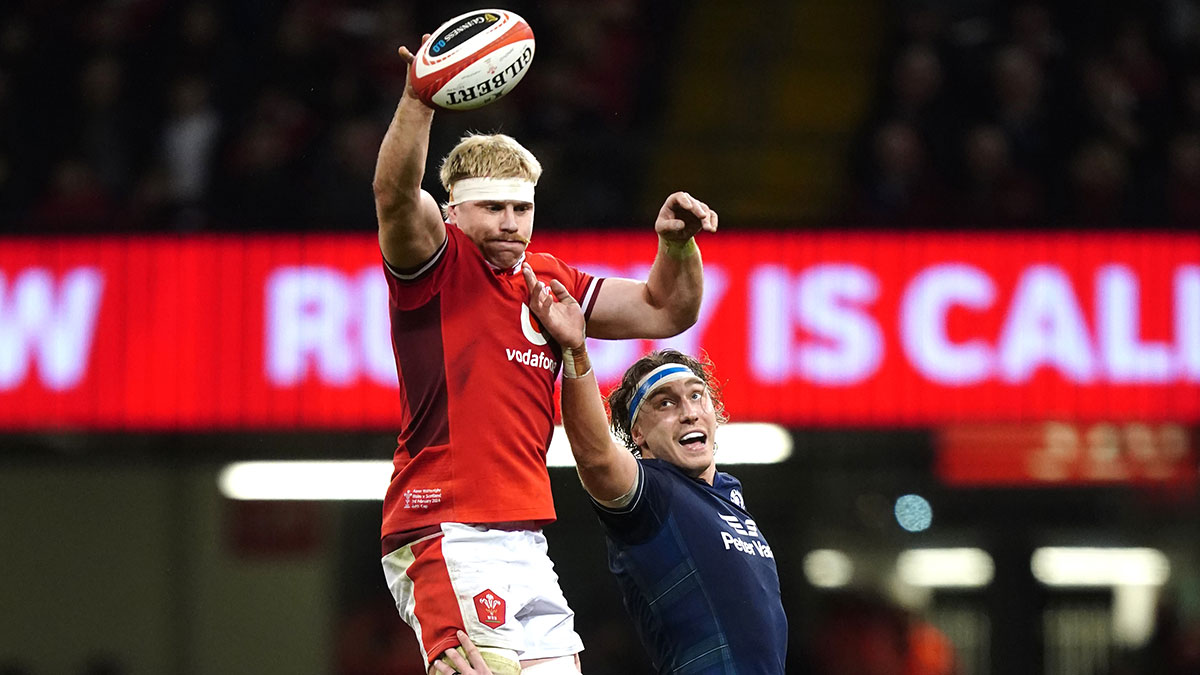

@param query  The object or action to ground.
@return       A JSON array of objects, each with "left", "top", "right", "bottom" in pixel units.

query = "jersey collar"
[{"left": 487, "top": 252, "right": 526, "bottom": 276}]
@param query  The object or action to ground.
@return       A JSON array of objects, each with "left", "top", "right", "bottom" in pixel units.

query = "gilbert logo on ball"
[{"left": 410, "top": 9, "right": 535, "bottom": 111}]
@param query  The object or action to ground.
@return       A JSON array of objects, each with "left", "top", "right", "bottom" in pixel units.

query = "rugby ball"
[{"left": 410, "top": 9, "right": 535, "bottom": 111}]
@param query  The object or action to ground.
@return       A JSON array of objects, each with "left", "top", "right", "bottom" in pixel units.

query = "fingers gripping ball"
[{"left": 410, "top": 9, "right": 535, "bottom": 110}]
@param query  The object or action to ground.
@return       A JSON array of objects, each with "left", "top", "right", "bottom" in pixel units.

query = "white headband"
[{"left": 448, "top": 177, "right": 536, "bottom": 205}]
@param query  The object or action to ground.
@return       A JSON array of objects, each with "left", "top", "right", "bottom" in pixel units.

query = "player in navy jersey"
[{"left": 524, "top": 269, "right": 789, "bottom": 674}]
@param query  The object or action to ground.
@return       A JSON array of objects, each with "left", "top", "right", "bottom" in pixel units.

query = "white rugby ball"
[{"left": 410, "top": 9, "right": 535, "bottom": 111}]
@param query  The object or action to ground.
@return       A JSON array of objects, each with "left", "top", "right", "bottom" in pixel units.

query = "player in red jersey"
[{"left": 375, "top": 35, "right": 718, "bottom": 675}]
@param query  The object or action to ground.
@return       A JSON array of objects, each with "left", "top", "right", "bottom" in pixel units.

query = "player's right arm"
[
  {"left": 523, "top": 265, "right": 639, "bottom": 504},
  {"left": 374, "top": 36, "right": 447, "bottom": 270}
]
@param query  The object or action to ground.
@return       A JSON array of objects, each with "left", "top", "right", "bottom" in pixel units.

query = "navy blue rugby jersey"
[{"left": 592, "top": 459, "right": 787, "bottom": 674}]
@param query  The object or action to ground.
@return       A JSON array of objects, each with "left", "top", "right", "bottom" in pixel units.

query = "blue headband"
[{"left": 627, "top": 364, "right": 697, "bottom": 428}]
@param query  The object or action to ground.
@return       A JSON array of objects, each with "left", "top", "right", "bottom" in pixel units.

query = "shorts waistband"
[
  {"left": 381, "top": 525, "right": 442, "bottom": 556},
  {"left": 381, "top": 521, "right": 543, "bottom": 556}
]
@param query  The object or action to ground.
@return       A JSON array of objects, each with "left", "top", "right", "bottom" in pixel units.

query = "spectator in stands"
[
  {"left": 992, "top": 45, "right": 1053, "bottom": 174},
  {"left": 1067, "top": 139, "right": 1131, "bottom": 227},
  {"left": 27, "top": 158, "right": 115, "bottom": 232},
  {"left": 307, "top": 116, "right": 387, "bottom": 229},
  {"left": 162, "top": 75, "right": 221, "bottom": 230},
  {"left": 851, "top": 119, "right": 946, "bottom": 227},
  {"left": 214, "top": 88, "right": 315, "bottom": 230},
  {"left": 1166, "top": 132, "right": 1200, "bottom": 226},
  {"left": 77, "top": 55, "right": 137, "bottom": 197},
  {"left": 888, "top": 43, "right": 957, "bottom": 169},
  {"left": 956, "top": 122, "right": 1044, "bottom": 227}
]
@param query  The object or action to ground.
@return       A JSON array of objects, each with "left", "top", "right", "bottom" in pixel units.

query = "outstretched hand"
[
  {"left": 522, "top": 263, "right": 585, "bottom": 349},
  {"left": 397, "top": 33, "right": 432, "bottom": 103},
  {"left": 432, "top": 631, "right": 492, "bottom": 675},
  {"left": 655, "top": 191, "right": 718, "bottom": 242}
]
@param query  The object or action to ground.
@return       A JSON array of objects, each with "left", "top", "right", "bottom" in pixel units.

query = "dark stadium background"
[{"left": 2, "top": 1, "right": 1198, "bottom": 674}]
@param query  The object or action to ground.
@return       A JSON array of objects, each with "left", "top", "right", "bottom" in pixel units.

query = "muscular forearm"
[
  {"left": 643, "top": 236, "right": 704, "bottom": 332},
  {"left": 560, "top": 346, "right": 637, "bottom": 502},
  {"left": 561, "top": 348, "right": 613, "bottom": 470},
  {"left": 373, "top": 94, "right": 435, "bottom": 219}
]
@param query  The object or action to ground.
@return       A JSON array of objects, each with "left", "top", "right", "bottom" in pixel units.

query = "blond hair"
[{"left": 439, "top": 133, "right": 542, "bottom": 192}]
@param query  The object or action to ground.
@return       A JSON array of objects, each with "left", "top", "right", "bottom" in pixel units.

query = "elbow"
[
  {"left": 568, "top": 441, "right": 604, "bottom": 471},
  {"left": 663, "top": 302, "right": 700, "bottom": 336},
  {"left": 655, "top": 283, "right": 702, "bottom": 335},
  {"left": 635, "top": 306, "right": 697, "bottom": 341},
  {"left": 565, "top": 434, "right": 617, "bottom": 473},
  {"left": 677, "top": 303, "right": 701, "bottom": 331},
  {"left": 573, "top": 449, "right": 613, "bottom": 473}
]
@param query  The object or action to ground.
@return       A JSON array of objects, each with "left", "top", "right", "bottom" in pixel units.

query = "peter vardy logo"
[
  {"left": 506, "top": 347, "right": 557, "bottom": 372},
  {"left": 719, "top": 514, "right": 759, "bottom": 537},
  {"left": 719, "top": 515, "right": 772, "bottom": 558}
]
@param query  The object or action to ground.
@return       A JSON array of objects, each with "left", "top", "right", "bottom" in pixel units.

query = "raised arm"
[
  {"left": 586, "top": 191, "right": 718, "bottom": 339},
  {"left": 373, "top": 36, "right": 448, "bottom": 270},
  {"left": 523, "top": 265, "right": 639, "bottom": 503}
]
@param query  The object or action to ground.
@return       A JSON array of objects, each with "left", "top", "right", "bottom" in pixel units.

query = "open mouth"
[{"left": 678, "top": 431, "right": 707, "bottom": 452}]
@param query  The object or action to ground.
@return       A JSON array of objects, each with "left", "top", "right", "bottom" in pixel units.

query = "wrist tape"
[
  {"left": 562, "top": 346, "right": 592, "bottom": 379},
  {"left": 661, "top": 237, "right": 699, "bottom": 260}
]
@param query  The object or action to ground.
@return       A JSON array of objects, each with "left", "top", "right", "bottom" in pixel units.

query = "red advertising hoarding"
[{"left": 1, "top": 232, "right": 1198, "bottom": 430}]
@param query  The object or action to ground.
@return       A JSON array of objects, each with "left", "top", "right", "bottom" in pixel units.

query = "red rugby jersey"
[{"left": 381, "top": 223, "right": 603, "bottom": 541}]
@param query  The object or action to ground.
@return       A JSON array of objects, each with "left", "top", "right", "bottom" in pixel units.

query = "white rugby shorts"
[{"left": 381, "top": 523, "right": 584, "bottom": 664}]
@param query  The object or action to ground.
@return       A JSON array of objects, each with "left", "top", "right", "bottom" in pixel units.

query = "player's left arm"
[
  {"left": 523, "top": 265, "right": 640, "bottom": 503},
  {"left": 585, "top": 192, "right": 717, "bottom": 339}
]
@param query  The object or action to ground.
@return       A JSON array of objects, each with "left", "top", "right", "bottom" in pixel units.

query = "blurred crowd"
[
  {"left": 847, "top": 0, "right": 1200, "bottom": 229},
  {"left": 0, "top": 0, "right": 661, "bottom": 234},
  {"left": 796, "top": 592, "right": 962, "bottom": 675},
  {"left": 4, "top": 0, "right": 1200, "bottom": 236}
]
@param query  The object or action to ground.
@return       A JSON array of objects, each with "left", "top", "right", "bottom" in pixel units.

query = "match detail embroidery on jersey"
[{"left": 402, "top": 488, "right": 443, "bottom": 510}]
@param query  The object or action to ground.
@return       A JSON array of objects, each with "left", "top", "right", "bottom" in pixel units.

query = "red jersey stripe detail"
[
  {"left": 384, "top": 236, "right": 448, "bottom": 282},
  {"left": 581, "top": 277, "right": 604, "bottom": 320},
  {"left": 408, "top": 535, "right": 463, "bottom": 663},
  {"left": 392, "top": 297, "right": 450, "bottom": 456}
]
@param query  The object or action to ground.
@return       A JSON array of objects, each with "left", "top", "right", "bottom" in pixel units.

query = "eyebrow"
[{"left": 647, "top": 378, "right": 706, "bottom": 401}]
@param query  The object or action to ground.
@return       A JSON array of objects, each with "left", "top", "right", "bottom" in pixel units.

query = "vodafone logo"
[
  {"left": 519, "top": 302, "right": 547, "bottom": 346},
  {"left": 473, "top": 589, "right": 506, "bottom": 628},
  {"left": 505, "top": 347, "right": 556, "bottom": 372},
  {"left": 510, "top": 292, "right": 555, "bottom": 372}
]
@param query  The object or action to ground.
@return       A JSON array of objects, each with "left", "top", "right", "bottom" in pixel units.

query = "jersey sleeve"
[
  {"left": 382, "top": 222, "right": 456, "bottom": 310},
  {"left": 530, "top": 253, "right": 605, "bottom": 321},
  {"left": 590, "top": 461, "right": 670, "bottom": 545}
]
